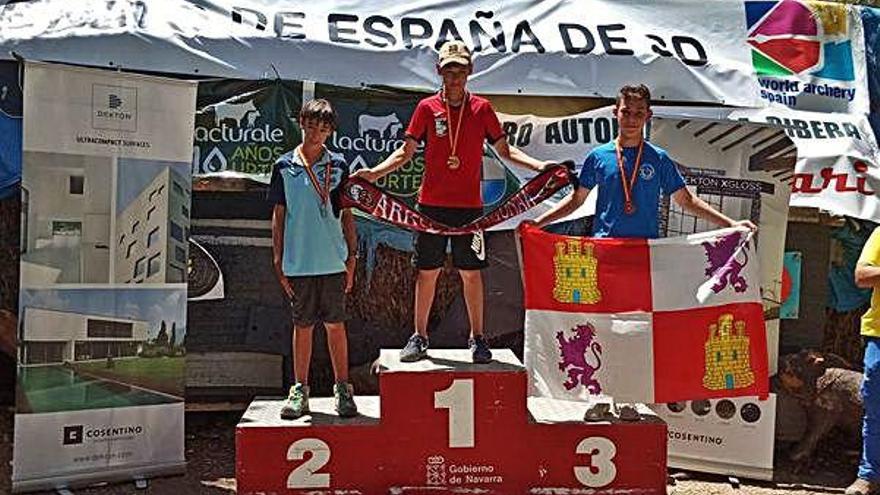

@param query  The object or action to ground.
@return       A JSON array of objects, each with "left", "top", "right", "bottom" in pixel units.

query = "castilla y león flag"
[{"left": 520, "top": 223, "right": 769, "bottom": 404}]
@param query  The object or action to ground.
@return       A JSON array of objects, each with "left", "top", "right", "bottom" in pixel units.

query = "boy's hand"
[
  {"left": 344, "top": 256, "right": 357, "bottom": 293},
  {"left": 279, "top": 275, "right": 294, "bottom": 300},
  {"left": 731, "top": 219, "right": 758, "bottom": 232},
  {"left": 352, "top": 168, "right": 379, "bottom": 183}
]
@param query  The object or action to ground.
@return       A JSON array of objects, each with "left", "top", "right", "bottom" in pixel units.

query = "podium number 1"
[
  {"left": 287, "top": 438, "right": 331, "bottom": 488},
  {"left": 434, "top": 379, "right": 475, "bottom": 448}
]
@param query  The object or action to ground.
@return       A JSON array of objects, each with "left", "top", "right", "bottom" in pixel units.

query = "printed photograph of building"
[
  {"left": 16, "top": 287, "right": 186, "bottom": 414},
  {"left": 115, "top": 161, "right": 190, "bottom": 284},
  {"left": 19, "top": 153, "right": 191, "bottom": 287},
  {"left": 20, "top": 151, "right": 113, "bottom": 285},
  {"left": 20, "top": 307, "right": 148, "bottom": 365}
]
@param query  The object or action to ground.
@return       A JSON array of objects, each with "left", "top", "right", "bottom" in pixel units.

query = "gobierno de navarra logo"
[{"left": 745, "top": 0, "right": 854, "bottom": 82}]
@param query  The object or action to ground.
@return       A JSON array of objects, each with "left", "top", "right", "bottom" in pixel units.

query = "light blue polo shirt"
[
  {"left": 578, "top": 141, "right": 686, "bottom": 239},
  {"left": 267, "top": 149, "right": 349, "bottom": 277}
]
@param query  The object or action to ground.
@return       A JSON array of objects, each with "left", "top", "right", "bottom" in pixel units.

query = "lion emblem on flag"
[
  {"left": 556, "top": 323, "right": 603, "bottom": 393},
  {"left": 702, "top": 231, "right": 750, "bottom": 294}
]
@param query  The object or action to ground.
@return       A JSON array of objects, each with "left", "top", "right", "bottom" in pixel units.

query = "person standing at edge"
[
  {"left": 353, "top": 40, "right": 553, "bottom": 364},
  {"left": 850, "top": 227, "right": 880, "bottom": 495},
  {"left": 269, "top": 99, "right": 358, "bottom": 419},
  {"left": 530, "top": 84, "right": 756, "bottom": 421}
]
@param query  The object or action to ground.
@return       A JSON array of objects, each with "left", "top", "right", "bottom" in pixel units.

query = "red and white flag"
[{"left": 520, "top": 223, "right": 769, "bottom": 404}]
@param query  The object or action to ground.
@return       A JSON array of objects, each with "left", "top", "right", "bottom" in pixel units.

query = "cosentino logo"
[
  {"left": 194, "top": 98, "right": 286, "bottom": 175},
  {"left": 92, "top": 84, "right": 137, "bottom": 132},
  {"left": 62, "top": 423, "right": 146, "bottom": 446},
  {"left": 331, "top": 111, "right": 422, "bottom": 196}
]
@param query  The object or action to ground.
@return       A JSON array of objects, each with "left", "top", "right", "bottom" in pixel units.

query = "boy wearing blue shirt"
[
  {"left": 268, "top": 99, "right": 358, "bottom": 419},
  {"left": 533, "top": 84, "right": 756, "bottom": 238}
]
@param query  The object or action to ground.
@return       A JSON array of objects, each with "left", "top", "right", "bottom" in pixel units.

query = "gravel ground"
[{"left": 0, "top": 407, "right": 859, "bottom": 494}]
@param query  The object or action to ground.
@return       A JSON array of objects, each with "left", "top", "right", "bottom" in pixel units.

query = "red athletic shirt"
[{"left": 405, "top": 92, "right": 505, "bottom": 208}]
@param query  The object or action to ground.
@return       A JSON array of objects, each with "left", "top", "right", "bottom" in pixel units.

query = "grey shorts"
[{"left": 286, "top": 273, "right": 346, "bottom": 327}]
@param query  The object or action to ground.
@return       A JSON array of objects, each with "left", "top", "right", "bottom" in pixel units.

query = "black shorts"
[
  {"left": 286, "top": 273, "right": 346, "bottom": 327},
  {"left": 414, "top": 204, "right": 487, "bottom": 270}
]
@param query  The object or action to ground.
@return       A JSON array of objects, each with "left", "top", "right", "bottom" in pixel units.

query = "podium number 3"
[
  {"left": 434, "top": 379, "right": 475, "bottom": 448},
  {"left": 287, "top": 438, "right": 331, "bottom": 488},
  {"left": 574, "top": 437, "right": 617, "bottom": 488}
]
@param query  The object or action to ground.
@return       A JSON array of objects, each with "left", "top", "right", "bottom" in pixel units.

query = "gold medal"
[{"left": 444, "top": 88, "right": 467, "bottom": 170}]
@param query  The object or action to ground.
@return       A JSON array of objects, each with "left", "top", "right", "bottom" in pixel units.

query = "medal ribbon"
[
  {"left": 298, "top": 145, "right": 332, "bottom": 210},
  {"left": 443, "top": 88, "right": 467, "bottom": 162},
  {"left": 615, "top": 139, "right": 644, "bottom": 213}
]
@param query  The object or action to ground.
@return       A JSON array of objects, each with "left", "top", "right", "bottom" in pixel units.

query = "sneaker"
[
  {"left": 334, "top": 382, "right": 358, "bottom": 418},
  {"left": 845, "top": 478, "right": 880, "bottom": 495},
  {"left": 400, "top": 334, "right": 429, "bottom": 362},
  {"left": 617, "top": 403, "right": 641, "bottom": 422},
  {"left": 583, "top": 401, "right": 614, "bottom": 422},
  {"left": 469, "top": 335, "right": 493, "bottom": 364},
  {"left": 280, "top": 383, "right": 309, "bottom": 420}
]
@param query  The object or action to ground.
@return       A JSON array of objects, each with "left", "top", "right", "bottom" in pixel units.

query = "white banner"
[
  {"left": 0, "top": 0, "right": 870, "bottom": 114},
  {"left": 16, "top": 62, "right": 194, "bottom": 492},
  {"left": 12, "top": 404, "right": 185, "bottom": 490},
  {"left": 655, "top": 106, "right": 880, "bottom": 222},
  {"left": 23, "top": 62, "right": 196, "bottom": 162},
  {"left": 649, "top": 395, "right": 777, "bottom": 481}
]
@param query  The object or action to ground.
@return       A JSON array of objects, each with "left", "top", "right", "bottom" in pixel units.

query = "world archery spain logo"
[{"left": 745, "top": 0, "right": 854, "bottom": 81}]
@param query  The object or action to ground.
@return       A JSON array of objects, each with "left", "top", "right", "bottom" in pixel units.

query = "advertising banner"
[
  {"left": 650, "top": 394, "right": 778, "bottom": 481},
  {"left": 0, "top": 0, "right": 871, "bottom": 115},
  {"left": 193, "top": 79, "right": 301, "bottom": 181},
  {"left": 14, "top": 62, "right": 195, "bottom": 492}
]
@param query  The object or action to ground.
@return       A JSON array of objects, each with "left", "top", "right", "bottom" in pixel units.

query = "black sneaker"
[
  {"left": 469, "top": 336, "right": 492, "bottom": 364},
  {"left": 400, "top": 334, "right": 429, "bottom": 362}
]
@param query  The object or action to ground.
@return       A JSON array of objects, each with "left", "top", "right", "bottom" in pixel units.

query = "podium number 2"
[
  {"left": 574, "top": 437, "right": 617, "bottom": 488},
  {"left": 434, "top": 379, "right": 475, "bottom": 448},
  {"left": 287, "top": 438, "right": 331, "bottom": 488}
]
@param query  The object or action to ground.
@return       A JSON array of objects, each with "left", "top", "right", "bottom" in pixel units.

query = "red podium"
[{"left": 236, "top": 349, "right": 667, "bottom": 494}]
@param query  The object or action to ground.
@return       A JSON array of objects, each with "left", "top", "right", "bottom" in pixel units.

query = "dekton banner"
[{"left": 14, "top": 62, "right": 196, "bottom": 493}]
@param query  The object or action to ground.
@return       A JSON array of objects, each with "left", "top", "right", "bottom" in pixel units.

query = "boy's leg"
[
  {"left": 281, "top": 276, "right": 319, "bottom": 420},
  {"left": 325, "top": 321, "right": 349, "bottom": 383},
  {"left": 414, "top": 268, "right": 442, "bottom": 338},
  {"left": 403, "top": 223, "right": 445, "bottom": 362},
  {"left": 451, "top": 227, "right": 490, "bottom": 363},
  {"left": 293, "top": 324, "right": 314, "bottom": 384},
  {"left": 459, "top": 269, "right": 484, "bottom": 338}
]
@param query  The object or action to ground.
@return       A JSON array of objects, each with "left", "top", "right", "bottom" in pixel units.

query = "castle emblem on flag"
[
  {"left": 702, "top": 231, "right": 750, "bottom": 294},
  {"left": 556, "top": 323, "right": 603, "bottom": 393},
  {"left": 553, "top": 240, "right": 601, "bottom": 304},
  {"left": 702, "top": 313, "right": 755, "bottom": 390}
]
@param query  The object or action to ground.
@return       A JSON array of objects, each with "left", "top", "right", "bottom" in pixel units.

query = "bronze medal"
[
  {"left": 447, "top": 155, "right": 461, "bottom": 169},
  {"left": 616, "top": 139, "right": 644, "bottom": 216}
]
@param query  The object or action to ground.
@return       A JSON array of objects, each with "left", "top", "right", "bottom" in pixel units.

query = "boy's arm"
[
  {"left": 671, "top": 188, "right": 757, "bottom": 231},
  {"left": 532, "top": 186, "right": 591, "bottom": 228},
  {"left": 341, "top": 208, "right": 358, "bottom": 293},
  {"left": 493, "top": 138, "right": 553, "bottom": 173},
  {"left": 352, "top": 137, "right": 418, "bottom": 182},
  {"left": 271, "top": 204, "right": 294, "bottom": 299},
  {"left": 856, "top": 228, "right": 880, "bottom": 289}
]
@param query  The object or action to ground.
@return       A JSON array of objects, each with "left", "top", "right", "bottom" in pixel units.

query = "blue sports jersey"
[
  {"left": 578, "top": 141, "right": 686, "bottom": 239},
  {"left": 267, "top": 149, "right": 349, "bottom": 276}
]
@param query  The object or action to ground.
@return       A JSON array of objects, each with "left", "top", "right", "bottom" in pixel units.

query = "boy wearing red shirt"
[{"left": 354, "top": 41, "right": 551, "bottom": 363}]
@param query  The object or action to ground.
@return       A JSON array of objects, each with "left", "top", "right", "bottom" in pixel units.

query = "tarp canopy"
[{"left": 1, "top": 0, "right": 879, "bottom": 220}]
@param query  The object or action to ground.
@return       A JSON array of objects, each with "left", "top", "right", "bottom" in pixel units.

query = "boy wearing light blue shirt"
[{"left": 268, "top": 99, "right": 358, "bottom": 420}]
